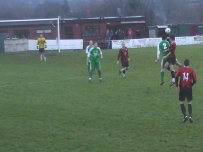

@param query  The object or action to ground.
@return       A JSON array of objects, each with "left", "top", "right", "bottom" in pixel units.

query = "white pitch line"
[{"left": 0, "top": 76, "right": 85, "bottom": 88}]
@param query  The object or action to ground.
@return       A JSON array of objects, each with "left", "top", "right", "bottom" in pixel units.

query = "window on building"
[
  {"left": 64, "top": 27, "right": 73, "bottom": 39},
  {"left": 83, "top": 25, "right": 100, "bottom": 37},
  {"left": 14, "top": 30, "right": 29, "bottom": 38}
]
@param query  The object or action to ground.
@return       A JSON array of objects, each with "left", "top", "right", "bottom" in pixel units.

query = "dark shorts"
[
  {"left": 179, "top": 87, "right": 193, "bottom": 102},
  {"left": 121, "top": 61, "right": 129, "bottom": 68},
  {"left": 39, "top": 48, "right": 45, "bottom": 53},
  {"left": 167, "top": 56, "right": 176, "bottom": 65}
]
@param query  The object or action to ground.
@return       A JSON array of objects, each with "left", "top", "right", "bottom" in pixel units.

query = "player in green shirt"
[
  {"left": 85, "top": 40, "right": 93, "bottom": 75},
  {"left": 88, "top": 42, "right": 103, "bottom": 82},
  {"left": 158, "top": 36, "right": 170, "bottom": 85}
]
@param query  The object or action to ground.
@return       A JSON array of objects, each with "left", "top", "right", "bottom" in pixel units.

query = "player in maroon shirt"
[
  {"left": 165, "top": 35, "right": 183, "bottom": 86},
  {"left": 117, "top": 42, "right": 130, "bottom": 78},
  {"left": 175, "top": 59, "right": 197, "bottom": 123}
]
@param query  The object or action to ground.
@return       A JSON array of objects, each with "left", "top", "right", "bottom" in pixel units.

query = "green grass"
[{"left": 0, "top": 45, "right": 203, "bottom": 152}]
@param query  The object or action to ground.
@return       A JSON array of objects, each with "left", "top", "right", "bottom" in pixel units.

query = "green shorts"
[{"left": 90, "top": 60, "right": 101, "bottom": 71}]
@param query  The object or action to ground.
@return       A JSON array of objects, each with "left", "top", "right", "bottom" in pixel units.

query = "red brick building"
[{"left": 0, "top": 16, "right": 147, "bottom": 47}]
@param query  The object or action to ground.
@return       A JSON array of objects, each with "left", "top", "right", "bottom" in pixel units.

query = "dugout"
[{"left": 156, "top": 25, "right": 168, "bottom": 38}]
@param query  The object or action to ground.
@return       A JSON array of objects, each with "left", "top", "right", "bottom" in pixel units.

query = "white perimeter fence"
[
  {"left": 4, "top": 36, "right": 203, "bottom": 52},
  {"left": 112, "top": 36, "right": 203, "bottom": 49},
  {"left": 4, "top": 39, "right": 83, "bottom": 53}
]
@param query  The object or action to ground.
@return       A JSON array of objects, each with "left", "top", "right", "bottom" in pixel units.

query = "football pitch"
[{"left": 0, "top": 45, "right": 202, "bottom": 152}]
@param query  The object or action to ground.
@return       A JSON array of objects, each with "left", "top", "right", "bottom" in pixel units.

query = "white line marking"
[{"left": 0, "top": 76, "right": 85, "bottom": 88}]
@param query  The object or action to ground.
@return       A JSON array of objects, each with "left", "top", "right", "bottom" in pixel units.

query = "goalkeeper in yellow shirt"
[{"left": 37, "top": 34, "right": 47, "bottom": 62}]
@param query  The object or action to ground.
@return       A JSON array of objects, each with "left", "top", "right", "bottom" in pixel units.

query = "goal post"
[
  {"left": 57, "top": 16, "right": 61, "bottom": 53},
  {"left": 0, "top": 17, "right": 61, "bottom": 53}
]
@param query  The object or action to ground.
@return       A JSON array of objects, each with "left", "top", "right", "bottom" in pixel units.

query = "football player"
[
  {"left": 88, "top": 42, "right": 103, "bottom": 82},
  {"left": 117, "top": 42, "right": 130, "bottom": 78},
  {"left": 85, "top": 40, "right": 93, "bottom": 75},
  {"left": 166, "top": 35, "right": 182, "bottom": 86},
  {"left": 175, "top": 59, "right": 197, "bottom": 123},
  {"left": 37, "top": 34, "right": 47, "bottom": 62},
  {"left": 158, "top": 35, "right": 170, "bottom": 85}
]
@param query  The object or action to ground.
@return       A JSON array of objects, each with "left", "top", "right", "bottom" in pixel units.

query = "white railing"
[
  {"left": 111, "top": 36, "right": 203, "bottom": 49},
  {"left": 4, "top": 39, "right": 83, "bottom": 52},
  {"left": 4, "top": 36, "right": 203, "bottom": 52}
]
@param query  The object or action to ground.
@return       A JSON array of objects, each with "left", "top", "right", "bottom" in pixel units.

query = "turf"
[{"left": 0, "top": 45, "right": 202, "bottom": 152}]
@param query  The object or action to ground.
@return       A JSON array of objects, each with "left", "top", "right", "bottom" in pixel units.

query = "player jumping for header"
[
  {"left": 117, "top": 42, "right": 130, "bottom": 78},
  {"left": 159, "top": 35, "right": 170, "bottom": 85},
  {"left": 165, "top": 35, "right": 182, "bottom": 86}
]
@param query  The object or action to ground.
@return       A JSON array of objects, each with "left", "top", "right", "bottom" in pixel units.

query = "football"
[{"left": 165, "top": 27, "right": 171, "bottom": 34}]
